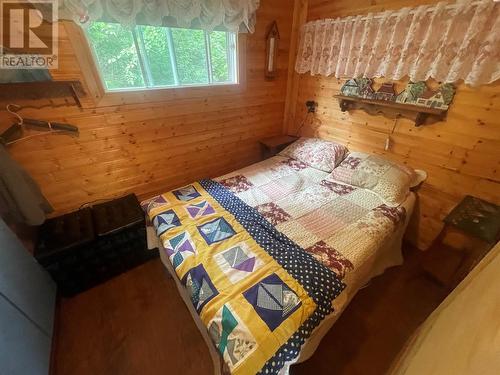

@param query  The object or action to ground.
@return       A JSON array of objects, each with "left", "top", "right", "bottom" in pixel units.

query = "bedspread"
[
  {"left": 217, "top": 156, "right": 409, "bottom": 292},
  {"left": 143, "top": 180, "right": 345, "bottom": 375}
]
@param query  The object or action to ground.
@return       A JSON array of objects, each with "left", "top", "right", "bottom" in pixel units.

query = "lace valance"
[
  {"left": 59, "top": 0, "right": 261, "bottom": 33},
  {"left": 295, "top": 0, "right": 500, "bottom": 86}
]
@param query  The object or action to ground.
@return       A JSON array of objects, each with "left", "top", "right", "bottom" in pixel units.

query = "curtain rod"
[{"left": 310, "top": 0, "right": 491, "bottom": 25}]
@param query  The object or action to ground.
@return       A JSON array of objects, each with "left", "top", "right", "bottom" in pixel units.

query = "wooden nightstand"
[
  {"left": 421, "top": 195, "right": 500, "bottom": 290},
  {"left": 259, "top": 135, "right": 298, "bottom": 159}
]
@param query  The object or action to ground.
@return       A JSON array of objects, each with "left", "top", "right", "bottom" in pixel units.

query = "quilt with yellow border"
[{"left": 143, "top": 180, "right": 345, "bottom": 375}]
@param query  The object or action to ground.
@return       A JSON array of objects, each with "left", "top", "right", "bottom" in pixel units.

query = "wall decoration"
[
  {"left": 340, "top": 78, "right": 374, "bottom": 98},
  {"left": 358, "top": 78, "right": 374, "bottom": 99},
  {"left": 340, "top": 79, "right": 359, "bottom": 97},
  {"left": 436, "top": 83, "right": 456, "bottom": 110},
  {"left": 396, "top": 82, "right": 456, "bottom": 110},
  {"left": 375, "top": 83, "right": 396, "bottom": 102},
  {"left": 396, "top": 82, "right": 427, "bottom": 105},
  {"left": 336, "top": 79, "right": 456, "bottom": 127},
  {"left": 265, "top": 21, "right": 280, "bottom": 80},
  {"left": 340, "top": 79, "right": 456, "bottom": 110}
]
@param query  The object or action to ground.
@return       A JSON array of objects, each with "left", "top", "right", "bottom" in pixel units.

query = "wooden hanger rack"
[
  {"left": 0, "top": 104, "right": 79, "bottom": 146},
  {"left": 0, "top": 81, "right": 85, "bottom": 108}
]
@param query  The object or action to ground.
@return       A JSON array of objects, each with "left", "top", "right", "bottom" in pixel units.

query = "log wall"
[
  {"left": 0, "top": 1, "right": 294, "bottom": 214},
  {"left": 287, "top": 0, "right": 500, "bottom": 249}
]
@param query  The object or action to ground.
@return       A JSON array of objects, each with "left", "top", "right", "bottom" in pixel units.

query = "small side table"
[
  {"left": 421, "top": 195, "right": 500, "bottom": 290},
  {"left": 259, "top": 135, "right": 298, "bottom": 159}
]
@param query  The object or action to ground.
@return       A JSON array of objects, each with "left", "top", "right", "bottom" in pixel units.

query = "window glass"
[
  {"left": 171, "top": 28, "right": 208, "bottom": 85},
  {"left": 87, "top": 22, "right": 145, "bottom": 90},
  {"left": 86, "top": 22, "right": 237, "bottom": 91},
  {"left": 210, "top": 31, "right": 230, "bottom": 83},
  {"left": 139, "top": 25, "right": 175, "bottom": 86}
]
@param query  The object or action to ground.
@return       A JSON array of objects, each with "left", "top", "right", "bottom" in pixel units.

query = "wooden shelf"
[
  {"left": 334, "top": 94, "right": 447, "bottom": 126},
  {"left": 0, "top": 80, "right": 86, "bottom": 107}
]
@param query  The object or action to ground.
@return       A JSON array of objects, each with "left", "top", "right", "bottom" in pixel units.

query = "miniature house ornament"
[
  {"left": 339, "top": 79, "right": 456, "bottom": 110},
  {"left": 340, "top": 78, "right": 375, "bottom": 99},
  {"left": 340, "top": 79, "right": 359, "bottom": 96},
  {"left": 375, "top": 83, "right": 396, "bottom": 101},
  {"left": 396, "top": 81, "right": 456, "bottom": 110},
  {"left": 337, "top": 78, "right": 456, "bottom": 126},
  {"left": 265, "top": 21, "right": 280, "bottom": 79}
]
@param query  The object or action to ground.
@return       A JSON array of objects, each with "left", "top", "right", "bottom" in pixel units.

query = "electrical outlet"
[{"left": 305, "top": 100, "right": 317, "bottom": 113}]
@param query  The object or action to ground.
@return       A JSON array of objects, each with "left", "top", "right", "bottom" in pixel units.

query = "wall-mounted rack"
[
  {"left": 0, "top": 80, "right": 86, "bottom": 107},
  {"left": 334, "top": 94, "right": 447, "bottom": 127}
]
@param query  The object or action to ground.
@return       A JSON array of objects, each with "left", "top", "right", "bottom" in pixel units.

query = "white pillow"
[{"left": 328, "top": 152, "right": 425, "bottom": 206}]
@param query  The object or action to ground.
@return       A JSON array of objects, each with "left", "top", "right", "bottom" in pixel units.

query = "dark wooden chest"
[{"left": 35, "top": 194, "right": 157, "bottom": 297}]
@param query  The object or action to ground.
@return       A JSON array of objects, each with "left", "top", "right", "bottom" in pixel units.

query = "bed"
[{"left": 142, "top": 140, "right": 417, "bottom": 375}]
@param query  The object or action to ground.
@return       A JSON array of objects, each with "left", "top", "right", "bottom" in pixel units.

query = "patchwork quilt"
[
  {"left": 216, "top": 156, "right": 409, "bottom": 291},
  {"left": 144, "top": 156, "right": 411, "bottom": 374},
  {"left": 143, "top": 180, "right": 345, "bottom": 375}
]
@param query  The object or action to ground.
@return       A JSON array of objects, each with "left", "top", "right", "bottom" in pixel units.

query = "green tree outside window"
[{"left": 86, "top": 22, "right": 237, "bottom": 91}]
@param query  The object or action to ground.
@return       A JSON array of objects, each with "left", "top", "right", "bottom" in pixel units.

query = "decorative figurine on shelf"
[
  {"left": 336, "top": 78, "right": 455, "bottom": 127},
  {"left": 340, "top": 79, "right": 359, "bottom": 96},
  {"left": 396, "top": 81, "right": 427, "bottom": 104},
  {"left": 375, "top": 82, "right": 397, "bottom": 101},
  {"left": 416, "top": 90, "right": 447, "bottom": 108},
  {"left": 339, "top": 78, "right": 456, "bottom": 111},
  {"left": 435, "top": 83, "right": 456, "bottom": 110},
  {"left": 396, "top": 81, "right": 455, "bottom": 110},
  {"left": 340, "top": 78, "right": 375, "bottom": 98},
  {"left": 358, "top": 78, "right": 374, "bottom": 99}
]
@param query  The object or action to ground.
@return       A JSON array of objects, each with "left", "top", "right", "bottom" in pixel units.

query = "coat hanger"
[
  {"left": 0, "top": 104, "right": 79, "bottom": 146},
  {"left": 0, "top": 104, "right": 24, "bottom": 144}
]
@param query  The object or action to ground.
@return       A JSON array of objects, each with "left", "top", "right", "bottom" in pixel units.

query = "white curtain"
[
  {"left": 58, "top": 0, "right": 261, "bottom": 33},
  {"left": 295, "top": 0, "right": 500, "bottom": 86}
]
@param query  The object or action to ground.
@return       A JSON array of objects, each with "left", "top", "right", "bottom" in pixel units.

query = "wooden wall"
[
  {"left": 2, "top": 0, "right": 499, "bottom": 251},
  {"left": 0, "top": 1, "right": 293, "bottom": 214},
  {"left": 288, "top": 0, "right": 500, "bottom": 249}
]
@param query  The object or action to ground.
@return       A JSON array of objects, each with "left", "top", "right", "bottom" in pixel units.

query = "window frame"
[
  {"left": 85, "top": 22, "right": 239, "bottom": 92},
  {"left": 64, "top": 21, "right": 247, "bottom": 108}
]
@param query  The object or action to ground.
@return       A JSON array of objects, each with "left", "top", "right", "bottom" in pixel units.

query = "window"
[{"left": 86, "top": 22, "right": 238, "bottom": 91}]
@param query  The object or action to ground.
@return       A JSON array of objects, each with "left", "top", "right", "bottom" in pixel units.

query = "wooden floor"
[{"left": 52, "top": 246, "right": 448, "bottom": 375}]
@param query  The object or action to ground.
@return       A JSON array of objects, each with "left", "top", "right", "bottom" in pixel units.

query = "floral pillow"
[
  {"left": 327, "top": 152, "right": 423, "bottom": 206},
  {"left": 279, "top": 137, "right": 349, "bottom": 173}
]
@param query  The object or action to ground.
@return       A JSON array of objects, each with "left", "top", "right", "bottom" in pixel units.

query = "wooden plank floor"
[{"left": 52, "top": 247, "right": 448, "bottom": 375}]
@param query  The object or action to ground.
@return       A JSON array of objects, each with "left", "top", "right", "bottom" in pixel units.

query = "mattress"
[{"left": 146, "top": 155, "right": 415, "bottom": 374}]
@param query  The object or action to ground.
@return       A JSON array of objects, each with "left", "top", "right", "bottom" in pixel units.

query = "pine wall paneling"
[
  {"left": 288, "top": 0, "right": 500, "bottom": 249},
  {"left": 0, "top": 1, "right": 294, "bottom": 214}
]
